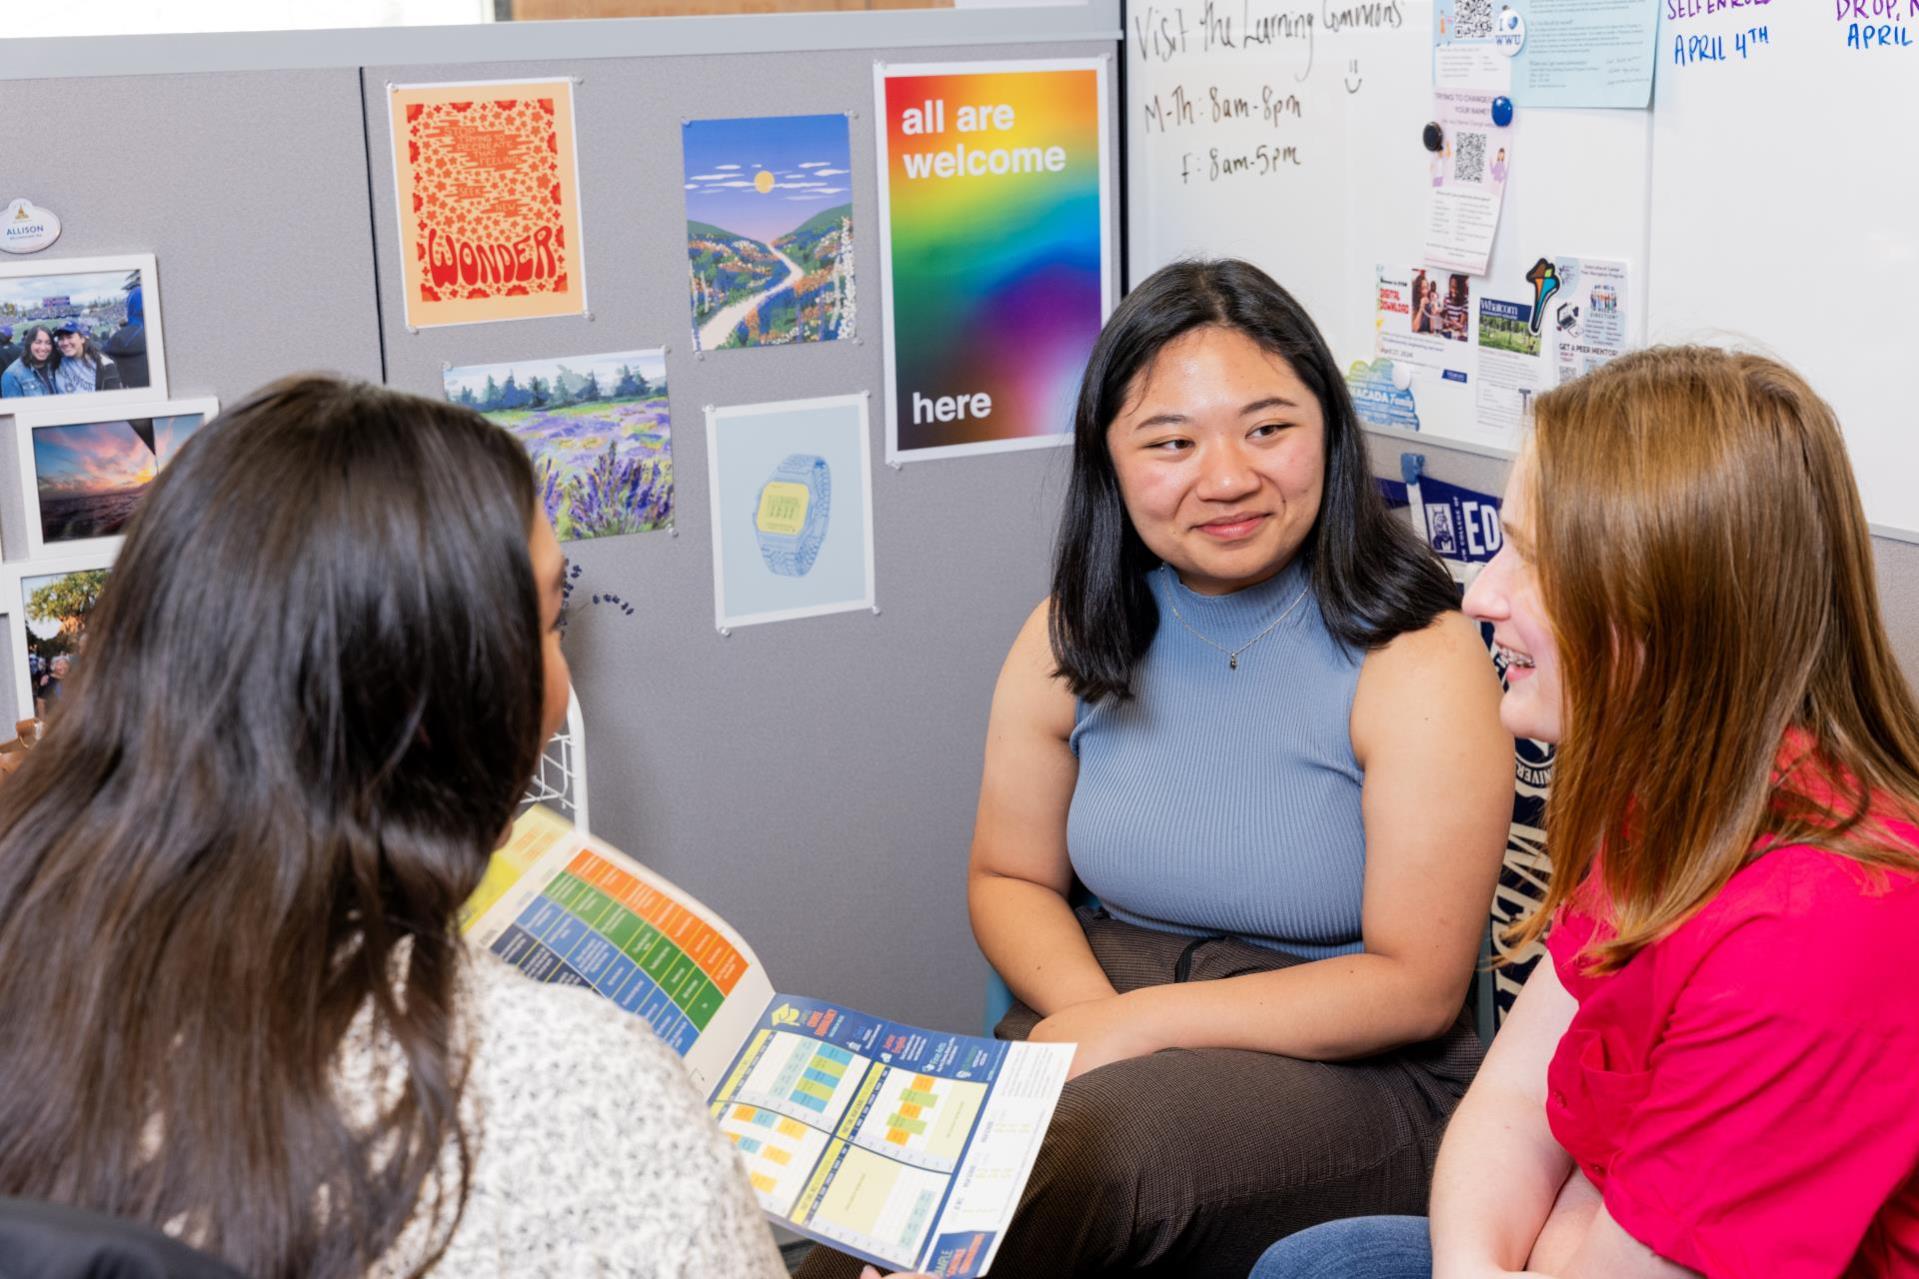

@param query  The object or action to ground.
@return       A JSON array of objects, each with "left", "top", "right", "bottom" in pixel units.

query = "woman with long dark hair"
[
  {"left": 804, "top": 260, "right": 1512, "bottom": 1278},
  {"left": 1411, "top": 273, "right": 1437, "bottom": 335},
  {"left": 0, "top": 378, "right": 786, "bottom": 1277},
  {"left": 1, "top": 326, "right": 60, "bottom": 398},
  {"left": 51, "top": 323, "right": 122, "bottom": 394},
  {"left": 1253, "top": 346, "right": 1919, "bottom": 1277}
]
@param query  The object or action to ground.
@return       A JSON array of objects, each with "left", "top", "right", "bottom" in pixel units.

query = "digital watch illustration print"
[{"left": 754, "top": 454, "right": 831, "bottom": 577}]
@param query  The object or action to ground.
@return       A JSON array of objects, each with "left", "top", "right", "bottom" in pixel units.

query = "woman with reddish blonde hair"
[{"left": 1254, "top": 345, "right": 1919, "bottom": 1278}]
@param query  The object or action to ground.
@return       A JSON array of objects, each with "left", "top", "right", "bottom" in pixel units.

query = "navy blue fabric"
[{"left": 0, "top": 1198, "right": 245, "bottom": 1279}]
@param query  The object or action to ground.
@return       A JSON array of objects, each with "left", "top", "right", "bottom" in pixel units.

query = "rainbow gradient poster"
[{"left": 874, "top": 59, "right": 1113, "bottom": 463}]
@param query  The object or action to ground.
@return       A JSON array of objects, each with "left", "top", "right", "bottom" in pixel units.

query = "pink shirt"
[{"left": 1546, "top": 837, "right": 1919, "bottom": 1276}]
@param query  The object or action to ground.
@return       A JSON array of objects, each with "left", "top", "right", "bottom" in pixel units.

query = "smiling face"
[
  {"left": 56, "top": 331, "right": 83, "bottom": 359},
  {"left": 28, "top": 331, "right": 52, "bottom": 361},
  {"left": 1462, "top": 452, "right": 1563, "bottom": 743},
  {"left": 1106, "top": 325, "right": 1326, "bottom": 595}
]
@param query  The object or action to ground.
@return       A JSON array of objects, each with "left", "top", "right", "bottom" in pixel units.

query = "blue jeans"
[{"left": 1249, "top": 1215, "right": 1433, "bottom": 1279}]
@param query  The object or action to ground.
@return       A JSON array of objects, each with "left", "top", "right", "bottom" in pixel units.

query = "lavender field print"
[{"left": 445, "top": 348, "right": 673, "bottom": 541}]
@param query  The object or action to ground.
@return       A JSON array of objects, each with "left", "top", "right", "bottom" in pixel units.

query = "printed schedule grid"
[
  {"left": 487, "top": 848, "right": 750, "bottom": 1053},
  {"left": 713, "top": 1027, "right": 994, "bottom": 1270},
  {"left": 856, "top": 1068, "right": 986, "bottom": 1173},
  {"left": 717, "top": 1103, "right": 834, "bottom": 1213},
  {"left": 723, "top": 1033, "right": 867, "bottom": 1129},
  {"left": 887, "top": 1075, "right": 939, "bottom": 1145}
]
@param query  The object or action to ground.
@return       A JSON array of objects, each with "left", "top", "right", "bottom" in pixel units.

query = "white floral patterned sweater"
[{"left": 360, "top": 949, "right": 788, "bottom": 1278}]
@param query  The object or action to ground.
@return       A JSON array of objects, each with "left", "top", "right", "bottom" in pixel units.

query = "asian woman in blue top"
[{"left": 828, "top": 260, "right": 1511, "bottom": 1277}]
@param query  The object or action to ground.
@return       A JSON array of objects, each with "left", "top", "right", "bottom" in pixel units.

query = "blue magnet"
[
  {"left": 1490, "top": 96, "right": 1514, "bottom": 127},
  {"left": 1421, "top": 121, "right": 1444, "bottom": 152}
]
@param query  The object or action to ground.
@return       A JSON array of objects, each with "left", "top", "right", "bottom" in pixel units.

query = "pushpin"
[
  {"left": 1421, "top": 121, "right": 1444, "bottom": 152},
  {"left": 1490, "top": 96, "right": 1514, "bottom": 127}
]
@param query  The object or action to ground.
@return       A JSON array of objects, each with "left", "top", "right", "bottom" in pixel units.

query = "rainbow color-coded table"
[{"left": 486, "top": 849, "right": 749, "bottom": 1054}]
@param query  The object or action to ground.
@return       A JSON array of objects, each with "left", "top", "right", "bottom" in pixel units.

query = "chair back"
[{"left": 0, "top": 1197, "right": 246, "bottom": 1279}]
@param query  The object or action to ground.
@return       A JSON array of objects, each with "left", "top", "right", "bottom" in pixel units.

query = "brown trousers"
[{"left": 795, "top": 909, "right": 1483, "bottom": 1279}]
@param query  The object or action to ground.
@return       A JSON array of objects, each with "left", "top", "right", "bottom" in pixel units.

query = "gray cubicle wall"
[
  {"left": 0, "top": 69, "right": 386, "bottom": 711},
  {"left": 0, "top": 14, "right": 1119, "bottom": 1035},
  {"left": 364, "top": 37, "right": 1115, "bottom": 1030}
]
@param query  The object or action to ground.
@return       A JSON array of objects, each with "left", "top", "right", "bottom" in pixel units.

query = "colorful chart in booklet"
[
  {"left": 484, "top": 847, "right": 749, "bottom": 1054},
  {"left": 722, "top": 1030, "right": 868, "bottom": 1125},
  {"left": 711, "top": 1020, "right": 999, "bottom": 1263},
  {"left": 853, "top": 1068, "right": 986, "bottom": 1172},
  {"left": 799, "top": 1143, "right": 952, "bottom": 1262},
  {"left": 716, "top": 1104, "right": 834, "bottom": 1213}
]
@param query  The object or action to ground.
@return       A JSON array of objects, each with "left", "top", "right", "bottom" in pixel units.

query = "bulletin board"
[
  {"left": 1125, "top": 0, "right": 1919, "bottom": 542},
  {"left": 1124, "top": 0, "right": 1650, "bottom": 460},
  {"left": 0, "top": 11, "right": 1122, "bottom": 1039}
]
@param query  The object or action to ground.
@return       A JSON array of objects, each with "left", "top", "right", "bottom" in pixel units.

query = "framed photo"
[
  {"left": 0, "top": 254, "right": 166, "bottom": 411},
  {"left": 8, "top": 550, "right": 116, "bottom": 721},
  {"left": 13, "top": 396, "right": 218, "bottom": 558},
  {"left": 705, "top": 393, "right": 877, "bottom": 630}
]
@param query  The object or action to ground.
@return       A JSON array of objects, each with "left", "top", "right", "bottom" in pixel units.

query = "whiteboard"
[
  {"left": 1125, "top": 0, "right": 1650, "bottom": 456},
  {"left": 1648, "top": 4, "right": 1919, "bottom": 539}
]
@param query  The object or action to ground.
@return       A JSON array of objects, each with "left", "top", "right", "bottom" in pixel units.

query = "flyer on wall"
[
  {"left": 1366, "top": 262, "right": 1474, "bottom": 410},
  {"left": 873, "top": 58, "right": 1113, "bottom": 463},
  {"left": 1353, "top": 261, "right": 1551, "bottom": 453},
  {"left": 1474, "top": 279, "right": 1550, "bottom": 436},
  {"left": 1421, "top": 88, "right": 1512, "bottom": 277},
  {"left": 705, "top": 394, "right": 877, "bottom": 632},
  {"left": 388, "top": 78, "right": 588, "bottom": 329},
  {"left": 1546, "top": 256, "right": 1630, "bottom": 386},
  {"left": 1433, "top": 0, "right": 1660, "bottom": 109}
]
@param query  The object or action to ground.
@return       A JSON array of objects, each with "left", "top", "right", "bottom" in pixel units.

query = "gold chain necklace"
[{"left": 1161, "top": 569, "right": 1311, "bottom": 670}]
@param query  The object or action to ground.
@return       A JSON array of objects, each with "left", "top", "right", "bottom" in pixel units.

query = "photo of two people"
[{"left": 0, "top": 266, "right": 153, "bottom": 400}]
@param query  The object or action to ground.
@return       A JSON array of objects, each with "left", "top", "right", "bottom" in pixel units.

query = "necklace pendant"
[{"left": 1229, "top": 655, "right": 1238, "bottom": 670}]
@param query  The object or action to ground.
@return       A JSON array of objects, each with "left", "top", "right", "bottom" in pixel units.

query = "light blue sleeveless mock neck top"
[{"left": 1066, "top": 559, "right": 1368, "bottom": 958}]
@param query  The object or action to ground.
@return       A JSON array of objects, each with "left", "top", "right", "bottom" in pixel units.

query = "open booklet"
[{"left": 460, "top": 804, "right": 1072, "bottom": 1277}]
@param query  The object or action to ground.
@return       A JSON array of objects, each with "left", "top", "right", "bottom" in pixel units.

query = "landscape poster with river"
[{"left": 683, "top": 113, "right": 856, "bottom": 352}]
